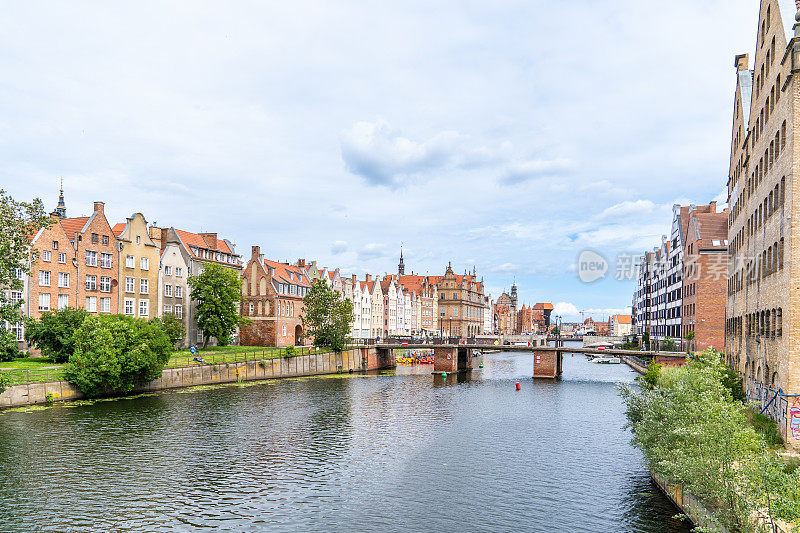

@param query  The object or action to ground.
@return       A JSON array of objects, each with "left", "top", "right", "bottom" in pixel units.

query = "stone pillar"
[
  {"left": 434, "top": 346, "right": 458, "bottom": 373},
  {"left": 533, "top": 349, "right": 558, "bottom": 379}
]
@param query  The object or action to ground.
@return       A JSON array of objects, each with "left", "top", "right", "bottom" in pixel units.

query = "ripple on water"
[{"left": 0, "top": 351, "right": 690, "bottom": 533}]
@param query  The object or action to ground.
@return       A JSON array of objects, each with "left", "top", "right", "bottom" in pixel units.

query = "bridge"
[{"left": 378, "top": 342, "right": 686, "bottom": 378}]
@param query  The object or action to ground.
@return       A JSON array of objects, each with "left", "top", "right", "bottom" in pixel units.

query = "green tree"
[
  {"left": 660, "top": 336, "right": 676, "bottom": 352},
  {"left": 641, "top": 331, "right": 650, "bottom": 351},
  {"left": 150, "top": 314, "right": 184, "bottom": 349},
  {"left": 302, "top": 280, "right": 354, "bottom": 352},
  {"left": 550, "top": 325, "right": 560, "bottom": 336},
  {"left": 0, "top": 191, "right": 50, "bottom": 361},
  {"left": 64, "top": 315, "right": 172, "bottom": 397},
  {"left": 684, "top": 330, "right": 695, "bottom": 354},
  {"left": 24, "top": 307, "right": 89, "bottom": 363},
  {"left": 188, "top": 263, "right": 249, "bottom": 348}
]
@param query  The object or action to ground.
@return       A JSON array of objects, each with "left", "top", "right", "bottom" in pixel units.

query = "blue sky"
[{"left": 1, "top": 1, "right": 770, "bottom": 321}]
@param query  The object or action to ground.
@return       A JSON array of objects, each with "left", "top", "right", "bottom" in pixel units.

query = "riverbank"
[{"left": 0, "top": 347, "right": 390, "bottom": 409}]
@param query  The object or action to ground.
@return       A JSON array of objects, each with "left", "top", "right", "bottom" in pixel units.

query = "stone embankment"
[{"left": 1, "top": 347, "right": 388, "bottom": 409}]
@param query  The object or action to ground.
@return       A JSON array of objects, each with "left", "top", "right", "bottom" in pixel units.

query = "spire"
[
  {"left": 54, "top": 177, "right": 66, "bottom": 218},
  {"left": 398, "top": 244, "right": 405, "bottom": 275}
]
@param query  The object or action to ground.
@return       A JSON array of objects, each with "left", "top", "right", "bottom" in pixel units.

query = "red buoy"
[{"left": 515, "top": 382, "right": 521, "bottom": 391}]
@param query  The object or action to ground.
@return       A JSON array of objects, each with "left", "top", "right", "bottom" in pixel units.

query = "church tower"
[
  {"left": 53, "top": 177, "right": 67, "bottom": 218},
  {"left": 510, "top": 282, "right": 518, "bottom": 315},
  {"left": 398, "top": 246, "right": 405, "bottom": 275}
]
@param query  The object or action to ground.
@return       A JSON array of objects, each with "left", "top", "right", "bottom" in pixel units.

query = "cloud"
[
  {"left": 499, "top": 158, "right": 572, "bottom": 185},
  {"left": 357, "top": 242, "right": 387, "bottom": 260},
  {"left": 331, "top": 240, "right": 348, "bottom": 255},
  {"left": 596, "top": 199, "right": 655, "bottom": 221},
  {"left": 554, "top": 302, "right": 579, "bottom": 316},
  {"left": 492, "top": 262, "right": 518, "bottom": 273},
  {"left": 341, "top": 118, "right": 462, "bottom": 188}
]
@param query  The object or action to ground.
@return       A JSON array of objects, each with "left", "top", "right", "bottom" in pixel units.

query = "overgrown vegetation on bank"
[{"left": 620, "top": 349, "right": 800, "bottom": 531}]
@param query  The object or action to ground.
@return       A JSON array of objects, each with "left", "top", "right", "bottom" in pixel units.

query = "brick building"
[
  {"left": 433, "top": 263, "right": 485, "bottom": 337},
  {"left": 682, "top": 208, "right": 728, "bottom": 352},
  {"left": 532, "top": 302, "right": 553, "bottom": 332},
  {"left": 516, "top": 304, "right": 536, "bottom": 334},
  {"left": 62, "top": 201, "right": 119, "bottom": 316},
  {"left": 495, "top": 304, "right": 513, "bottom": 335},
  {"left": 240, "top": 246, "right": 311, "bottom": 347}
]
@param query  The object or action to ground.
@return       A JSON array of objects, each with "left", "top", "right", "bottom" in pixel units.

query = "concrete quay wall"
[{"left": 1, "top": 347, "right": 388, "bottom": 409}]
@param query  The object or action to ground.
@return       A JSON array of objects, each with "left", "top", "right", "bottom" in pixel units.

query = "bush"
[
  {"left": 659, "top": 336, "right": 677, "bottom": 352},
  {"left": 639, "top": 360, "right": 661, "bottom": 389},
  {"left": 150, "top": 314, "right": 184, "bottom": 349},
  {"left": 0, "top": 328, "right": 21, "bottom": 362},
  {"left": 24, "top": 307, "right": 89, "bottom": 363},
  {"left": 285, "top": 345, "right": 296, "bottom": 357},
  {"left": 748, "top": 409, "right": 784, "bottom": 448},
  {"left": 0, "top": 372, "right": 10, "bottom": 394},
  {"left": 64, "top": 315, "right": 172, "bottom": 397}
]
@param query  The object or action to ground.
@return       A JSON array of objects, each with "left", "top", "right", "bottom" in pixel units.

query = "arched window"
[
  {"left": 260, "top": 277, "right": 267, "bottom": 295},
  {"left": 242, "top": 280, "right": 249, "bottom": 296},
  {"left": 781, "top": 121, "right": 786, "bottom": 150}
]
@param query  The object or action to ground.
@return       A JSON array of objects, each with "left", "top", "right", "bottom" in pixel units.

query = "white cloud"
[
  {"left": 554, "top": 302, "right": 579, "bottom": 316},
  {"left": 357, "top": 243, "right": 387, "bottom": 260},
  {"left": 331, "top": 240, "right": 348, "bottom": 255},
  {"left": 597, "top": 199, "right": 655, "bottom": 221},
  {"left": 492, "top": 262, "right": 518, "bottom": 273}
]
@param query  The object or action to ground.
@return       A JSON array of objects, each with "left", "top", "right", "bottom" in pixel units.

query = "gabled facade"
[
  {"left": 28, "top": 213, "right": 76, "bottom": 321},
  {"left": 240, "top": 247, "right": 311, "bottom": 347},
  {"left": 150, "top": 227, "right": 190, "bottom": 347},
  {"left": 114, "top": 213, "right": 160, "bottom": 320}
]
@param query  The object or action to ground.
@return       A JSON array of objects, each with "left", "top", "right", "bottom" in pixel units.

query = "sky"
[{"left": 0, "top": 0, "right": 777, "bottom": 322}]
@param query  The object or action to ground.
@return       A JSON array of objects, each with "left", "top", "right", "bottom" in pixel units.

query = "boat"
[{"left": 593, "top": 356, "right": 621, "bottom": 364}]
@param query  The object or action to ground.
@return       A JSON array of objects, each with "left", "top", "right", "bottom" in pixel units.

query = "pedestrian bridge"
[{"left": 377, "top": 343, "right": 686, "bottom": 378}]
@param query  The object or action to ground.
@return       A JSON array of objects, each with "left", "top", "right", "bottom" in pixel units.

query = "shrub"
[
  {"left": 0, "top": 372, "right": 10, "bottom": 394},
  {"left": 659, "top": 336, "right": 677, "bottom": 352},
  {"left": 639, "top": 360, "right": 661, "bottom": 389},
  {"left": 44, "top": 392, "right": 54, "bottom": 405},
  {"left": 24, "top": 307, "right": 89, "bottom": 363},
  {"left": 285, "top": 345, "right": 296, "bottom": 357},
  {"left": 0, "top": 329, "right": 21, "bottom": 362},
  {"left": 64, "top": 315, "right": 172, "bottom": 397}
]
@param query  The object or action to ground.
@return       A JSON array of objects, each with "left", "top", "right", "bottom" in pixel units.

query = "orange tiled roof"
[
  {"left": 613, "top": 314, "right": 632, "bottom": 324},
  {"left": 175, "top": 229, "right": 235, "bottom": 258},
  {"left": 60, "top": 217, "right": 90, "bottom": 237},
  {"left": 111, "top": 223, "right": 126, "bottom": 237},
  {"left": 263, "top": 259, "right": 311, "bottom": 288},
  {"left": 533, "top": 302, "right": 554, "bottom": 310}
]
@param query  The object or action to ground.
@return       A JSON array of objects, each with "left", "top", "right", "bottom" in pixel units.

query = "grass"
[{"left": 0, "top": 357, "right": 65, "bottom": 385}]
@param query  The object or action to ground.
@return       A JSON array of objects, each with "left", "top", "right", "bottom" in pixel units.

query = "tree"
[
  {"left": 684, "top": 330, "right": 695, "bottom": 354},
  {"left": 150, "top": 314, "right": 184, "bottom": 349},
  {"left": 24, "top": 307, "right": 89, "bottom": 363},
  {"left": 660, "top": 336, "right": 677, "bottom": 352},
  {"left": 302, "top": 280, "right": 354, "bottom": 352},
  {"left": 0, "top": 190, "right": 50, "bottom": 361},
  {"left": 188, "top": 263, "right": 249, "bottom": 348},
  {"left": 641, "top": 331, "right": 650, "bottom": 351},
  {"left": 550, "top": 325, "right": 560, "bottom": 336},
  {"left": 64, "top": 315, "right": 172, "bottom": 397}
]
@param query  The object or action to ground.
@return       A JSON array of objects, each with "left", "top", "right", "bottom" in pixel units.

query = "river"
[{"left": 0, "top": 348, "right": 690, "bottom": 532}]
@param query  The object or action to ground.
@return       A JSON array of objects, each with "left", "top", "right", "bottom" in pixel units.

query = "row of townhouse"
[
  {"left": 632, "top": 201, "right": 728, "bottom": 352},
  {"left": 11, "top": 190, "right": 242, "bottom": 349},
  {"left": 237, "top": 247, "right": 494, "bottom": 346}
]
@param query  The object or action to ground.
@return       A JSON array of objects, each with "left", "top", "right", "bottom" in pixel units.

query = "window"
[
  {"left": 175, "top": 285, "right": 183, "bottom": 298},
  {"left": 85, "top": 250, "right": 97, "bottom": 267},
  {"left": 125, "top": 277, "right": 135, "bottom": 293},
  {"left": 140, "top": 279, "right": 149, "bottom": 294},
  {"left": 124, "top": 298, "right": 135, "bottom": 316},
  {"left": 91, "top": 233, "right": 99, "bottom": 244},
  {"left": 99, "top": 297, "right": 110, "bottom": 313},
  {"left": 85, "top": 296, "right": 97, "bottom": 313},
  {"left": 175, "top": 304, "right": 182, "bottom": 318},
  {"left": 85, "top": 275, "right": 97, "bottom": 291},
  {"left": 39, "top": 270, "right": 50, "bottom": 286},
  {"left": 139, "top": 299, "right": 149, "bottom": 317},
  {"left": 141, "top": 257, "right": 149, "bottom": 270},
  {"left": 175, "top": 267, "right": 183, "bottom": 277},
  {"left": 10, "top": 291, "right": 22, "bottom": 306},
  {"left": 164, "top": 284, "right": 173, "bottom": 297},
  {"left": 164, "top": 265, "right": 172, "bottom": 276},
  {"left": 136, "top": 236, "right": 140, "bottom": 245},
  {"left": 282, "top": 324, "right": 287, "bottom": 336},
  {"left": 56, "top": 294, "right": 69, "bottom": 310},
  {"left": 10, "top": 322, "right": 23, "bottom": 341},
  {"left": 164, "top": 304, "right": 173, "bottom": 315},
  {"left": 249, "top": 303, "right": 254, "bottom": 314},
  {"left": 126, "top": 255, "right": 135, "bottom": 268},
  {"left": 42, "top": 250, "right": 51, "bottom": 262},
  {"left": 58, "top": 272, "right": 69, "bottom": 288},
  {"left": 52, "top": 240, "right": 58, "bottom": 250},
  {"left": 38, "top": 293, "right": 50, "bottom": 311},
  {"left": 58, "top": 252, "right": 66, "bottom": 264},
  {"left": 102, "top": 235, "right": 109, "bottom": 245},
  {"left": 100, "top": 253, "right": 112, "bottom": 268},
  {"left": 100, "top": 276, "right": 111, "bottom": 292}
]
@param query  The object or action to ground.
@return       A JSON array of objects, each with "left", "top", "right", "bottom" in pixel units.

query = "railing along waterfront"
[{"left": 0, "top": 345, "right": 357, "bottom": 387}]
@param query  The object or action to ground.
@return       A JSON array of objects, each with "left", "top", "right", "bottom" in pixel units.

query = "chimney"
[
  {"left": 161, "top": 227, "right": 169, "bottom": 253},
  {"left": 366, "top": 274, "right": 372, "bottom": 282},
  {"left": 352, "top": 274, "right": 357, "bottom": 284},
  {"left": 252, "top": 245, "right": 260, "bottom": 259},
  {"left": 200, "top": 232, "right": 217, "bottom": 249},
  {"left": 93, "top": 201, "right": 104, "bottom": 214},
  {"left": 148, "top": 226, "right": 162, "bottom": 248},
  {"left": 297, "top": 258, "right": 305, "bottom": 268},
  {"left": 734, "top": 53, "right": 749, "bottom": 71},
  {"left": 710, "top": 201, "right": 717, "bottom": 212}
]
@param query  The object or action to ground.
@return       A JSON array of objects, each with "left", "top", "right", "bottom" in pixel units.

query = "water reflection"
[{"left": 0, "top": 350, "right": 689, "bottom": 532}]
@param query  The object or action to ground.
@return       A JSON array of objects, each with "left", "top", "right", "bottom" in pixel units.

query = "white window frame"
[
  {"left": 85, "top": 275, "right": 97, "bottom": 291},
  {"left": 140, "top": 278, "right": 149, "bottom": 294},
  {"left": 138, "top": 299, "right": 149, "bottom": 317},
  {"left": 124, "top": 298, "right": 135, "bottom": 316},
  {"left": 140, "top": 257, "right": 149, "bottom": 271},
  {"left": 57, "top": 294, "right": 69, "bottom": 310},
  {"left": 85, "top": 296, "right": 97, "bottom": 313},
  {"left": 125, "top": 277, "right": 135, "bottom": 293},
  {"left": 99, "top": 297, "right": 111, "bottom": 313},
  {"left": 100, "top": 253, "right": 112, "bottom": 269},
  {"left": 164, "top": 284, "right": 173, "bottom": 297},
  {"left": 38, "top": 293, "right": 50, "bottom": 311},
  {"left": 42, "top": 250, "right": 51, "bottom": 262},
  {"left": 175, "top": 285, "right": 183, "bottom": 298},
  {"left": 100, "top": 276, "right": 111, "bottom": 293},
  {"left": 175, "top": 304, "right": 183, "bottom": 318},
  {"left": 126, "top": 255, "right": 135, "bottom": 268},
  {"left": 39, "top": 270, "right": 50, "bottom": 286},
  {"left": 58, "top": 272, "right": 69, "bottom": 288},
  {"left": 85, "top": 250, "right": 98, "bottom": 267}
]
